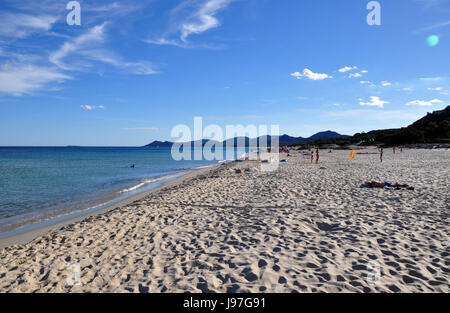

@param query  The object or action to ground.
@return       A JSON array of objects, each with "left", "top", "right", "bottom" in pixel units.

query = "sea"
[{"left": 0, "top": 146, "right": 246, "bottom": 237}]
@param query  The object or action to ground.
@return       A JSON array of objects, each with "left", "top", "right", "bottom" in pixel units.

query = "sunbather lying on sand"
[
  {"left": 361, "top": 181, "right": 414, "bottom": 190},
  {"left": 365, "top": 181, "right": 386, "bottom": 188}
]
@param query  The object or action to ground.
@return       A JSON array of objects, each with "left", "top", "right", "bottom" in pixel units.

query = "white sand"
[{"left": 0, "top": 149, "right": 449, "bottom": 293}]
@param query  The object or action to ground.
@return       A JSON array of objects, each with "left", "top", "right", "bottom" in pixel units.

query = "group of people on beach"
[
  {"left": 310, "top": 148, "right": 319, "bottom": 164},
  {"left": 302, "top": 145, "right": 404, "bottom": 164},
  {"left": 378, "top": 146, "right": 403, "bottom": 162}
]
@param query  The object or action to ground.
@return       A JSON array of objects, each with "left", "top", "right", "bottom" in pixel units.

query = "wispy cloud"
[
  {"left": 50, "top": 23, "right": 157, "bottom": 75},
  {"left": 359, "top": 96, "right": 389, "bottom": 108},
  {"left": 144, "top": 38, "right": 186, "bottom": 47},
  {"left": 291, "top": 68, "right": 332, "bottom": 81},
  {"left": 348, "top": 69, "right": 367, "bottom": 79},
  {"left": 81, "top": 105, "right": 105, "bottom": 110},
  {"left": 0, "top": 64, "right": 71, "bottom": 96},
  {"left": 181, "top": 0, "right": 232, "bottom": 41},
  {"left": 414, "top": 0, "right": 447, "bottom": 9},
  {"left": 416, "top": 20, "right": 450, "bottom": 32},
  {"left": 0, "top": 1, "right": 157, "bottom": 97},
  {"left": 86, "top": 2, "right": 122, "bottom": 12},
  {"left": 0, "top": 12, "right": 58, "bottom": 38},
  {"left": 381, "top": 81, "right": 392, "bottom": 87},
  {"left": 420, "top": 77, "right": 441, "bottom": 81},
  {"left": 360, "top": 80, "right": 375, "bottom": 87},
  {"left": 50, "top": 23, "right": 108, "bottom": 70},
  {"left": 145, "top": 0, "right": 234, "bottom": 47},
  {"left": 428, "top": 87, "right": 443, "bottom": 91},
  {"left": 406, "top": 99, "right": 443, "bottom": 106}
]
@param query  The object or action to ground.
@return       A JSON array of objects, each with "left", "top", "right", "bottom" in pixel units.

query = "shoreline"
[
  {"left": 0, "top": 149, "right": 448, "bottom": 293},
  {"left": 0, "top": 163, "right": 221, "bottom": 250}
]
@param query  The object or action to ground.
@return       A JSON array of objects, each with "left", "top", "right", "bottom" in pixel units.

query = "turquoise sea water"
[{"left": 0, "top": 147, "right": 244, "bottom": 235}]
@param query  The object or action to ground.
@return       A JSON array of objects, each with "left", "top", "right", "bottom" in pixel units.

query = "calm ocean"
[{"left": 0, "top": 147, "right": 245, "bottom": 236}]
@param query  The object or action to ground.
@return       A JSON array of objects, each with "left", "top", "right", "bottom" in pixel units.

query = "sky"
[{"left": 0, "top": 0, "right": 449, "bottom": 146}]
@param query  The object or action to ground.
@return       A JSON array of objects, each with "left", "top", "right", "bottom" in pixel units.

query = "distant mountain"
[
  {"left": 144, "top": 107, "right": 450, "bottom": 147},
  {"left": 307, "top": 131, "right": 347, "bottom": 141},
  {"left": 145, "top": 141, "right": 173, "bottom": 148},
  {"left": 277, "top": 134, "right": 304, "bottom": 145},
  {"left": 144, "top": 131, "right": 348, "bottom": 147}
]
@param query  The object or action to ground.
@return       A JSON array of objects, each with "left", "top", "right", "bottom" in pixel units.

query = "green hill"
[{"left": 303, "top": 106, "right": 450, "bottom": 147}]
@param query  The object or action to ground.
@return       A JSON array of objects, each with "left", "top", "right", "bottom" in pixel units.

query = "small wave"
[
  {"left": 118, "top": 173, "right": 180, "bottom": 194},
  {"left": 194, "top": 165, "right": 213, "bottom": 169}
]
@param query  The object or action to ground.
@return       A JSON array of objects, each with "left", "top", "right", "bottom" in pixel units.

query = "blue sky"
[{"left": 0, "top": 0, "right": 449, "bottom": 146}]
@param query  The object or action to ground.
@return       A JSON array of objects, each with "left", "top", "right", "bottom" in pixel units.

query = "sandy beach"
[{"left": 0, "top": 149, "right": 448, "bottom": 293}]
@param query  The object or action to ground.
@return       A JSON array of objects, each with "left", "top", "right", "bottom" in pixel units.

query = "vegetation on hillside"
[{"left": 289, "top": 106, "right": 450, "bottom": 147}]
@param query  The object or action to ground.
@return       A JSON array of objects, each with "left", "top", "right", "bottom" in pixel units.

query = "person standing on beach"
[
  {"left": 393, "top": 146, "right": 396, "bottom": 154},
  {"left": 315, "top": 148, "right": 319, "bottom": 164},
  {"left": 380, "top": 148, "right": 384, "bottom": 162},
  {"left": 311, "top": 150, "right": 314, "bottom": 163}
]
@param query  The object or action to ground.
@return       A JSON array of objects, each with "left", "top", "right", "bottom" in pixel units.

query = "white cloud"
[
  {"left": 360, "top": 81, "right": 376, "bottom": 87},
  {"left": 406, "top": 99, "right": 443, "bottom": 106},
  {"left": 50, "top": 23, "right": 108, "bottom": 70},
  {"left": 361, "top": 70, "right": 368, "bottom": 73},
  {"left": 338, "top": 66, "right": 357, "bottom": 73},
  {"left": 381, "top": 81, "right": 392, "bottom": 86},
  {"left": 86, "top": 2, "right": 122, "bottom": 12},
  {"left": 420, "top": 77, "right": 441, "bottom": 81},
  {"left": 403, "top": 87, "right": 413, "bottom": 91},
  {"left": 291, "top": 68, "right": 332, "bottom": 81},
  {"left": 84, "top": 51, "right": 157, "bottom": 75},
  {"left": 349, "top": 73, "right": 362, "bottom": 78},
  {"left": 0, "top": 65, "right": 71, "bottom": 96},
  {"left": 0, "top": 13, "right": 58, "bottom": 38},
  {"left": 181, "top": 0, "right": 232, "bottom": 41},
  {"left": 146, "top": 0, "right": 233, "bottom": 46},
  {"left": 416, "top": 20, "right": 450, "bottom": 32},
  {"left": 428, "top": 87, "right": 443, "bottom": 91},
  {"left": 359, "top": 96, "right": 389, "bottom": 108},
  {"left": 50, "top": 23, "right": 157, "bottom": 75},
  {"left": 143, "top": 38, "right": 185, "bottom": 47},
  {"left": 81, "top": 105, "right": 105, "bottom": 110},
  {"left": 414, "top": 0, "right": 446, "bottom": 10}
]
